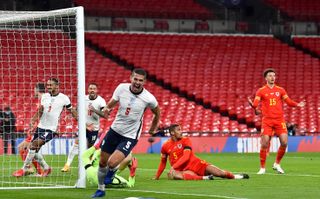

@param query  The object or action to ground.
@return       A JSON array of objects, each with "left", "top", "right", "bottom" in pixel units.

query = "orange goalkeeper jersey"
[{"left": 253, "top": 84, "right": 298, "bottom": 119}]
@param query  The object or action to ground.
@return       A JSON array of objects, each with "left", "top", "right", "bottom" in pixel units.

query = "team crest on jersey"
[
  {"left": 275, "top": 92, "right": 280, "bottom": 97},
  {"left": 129, "top": 97, "right": 136, "bottom": 105},
  {"left": 177, "top": 144, "right": 182, "bottom": 149}
]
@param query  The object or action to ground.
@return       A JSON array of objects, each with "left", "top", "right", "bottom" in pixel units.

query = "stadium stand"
[
  {"left": 74, "top": 0, "right": 214, "bottom": 19},
  {"left": 86, "top": 32, "right": 320, "bottom": 134},
  {"left": 85, "top": 47, "right": 252, "bottom": 134},
  {"left": 2, "top": 1, "right": 319, "bottom": 135},
  {"left": 292, "top": 36, "right": 320, "bottom": 56},
  {"left": 0, "top": 29, "right": 251, "bottom": 135},
  {"left": 2, "top": 30, "right": 318, "bottom": 135},
  {"left": 264, "top": 0, "right": 320, "bottom": 21}
]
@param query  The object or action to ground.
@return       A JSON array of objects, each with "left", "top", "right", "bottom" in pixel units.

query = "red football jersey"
[
  {"left": 161, "top": 137, "right": 201, "bottom": 171},
  {"left": 253, "top": 84, "right": 296, "bottom": 119}
]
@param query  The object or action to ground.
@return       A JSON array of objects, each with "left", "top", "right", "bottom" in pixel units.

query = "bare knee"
[
  {"left": 99, "top": 161, "right": 107, "bottom": 168},
  {"left": 167, "top": 170, "right": 183, "bottom": 180},
  {"left": 280, "top": 142, "right": 287, "bottom": 147},
  {"left": 260, "top": 137, "right": 270, "bottom": 149},
  {"left": 261, "top": 142, "right": 269, "bottom": 149},
  {"left": 99, "top": 156, "right": 108, "bottom": 168},
  {"left": 279, "top": 136, "right": 288, "bottom": 147},
  {"left": 30, "top": 142, "right": 42, "bottom": 151},
  {"left": 107, "top": 159, "right": 119, "bottom": 169}
]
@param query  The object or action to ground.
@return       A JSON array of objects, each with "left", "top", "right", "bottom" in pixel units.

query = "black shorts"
[
  {"left": 32, "top": 127, "right": 57, "bottom": 143},
  {"left": 100, "top": 128, "right": 137, "bottom": 157},
  {"left": 86, "top": 129, "right": 99, "bottom": 146}
]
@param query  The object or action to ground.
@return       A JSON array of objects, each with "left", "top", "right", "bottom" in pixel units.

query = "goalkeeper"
[{"left": 82, "top": 142, "right": 137, "bottom": 188}]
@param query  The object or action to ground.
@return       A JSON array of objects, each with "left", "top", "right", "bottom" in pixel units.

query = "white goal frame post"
[{"left": 0, "top": 7, "right": 86, "bottom": 189}]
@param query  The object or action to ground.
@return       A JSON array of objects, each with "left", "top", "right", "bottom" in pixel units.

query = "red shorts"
[
  {"left": 184, "top": 159, "right": 209, "bottom": 176},
  {"left": 261, "top": 118, "right": 287, "bottom": 137}
]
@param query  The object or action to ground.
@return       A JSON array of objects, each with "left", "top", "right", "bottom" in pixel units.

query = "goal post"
[{"left": 0, "top": 7, "right": 86, "bottom": 189}]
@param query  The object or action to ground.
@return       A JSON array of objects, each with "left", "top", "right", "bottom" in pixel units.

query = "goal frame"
[{"left": 0, "top": 6, "right": 86, "bottom": 189}]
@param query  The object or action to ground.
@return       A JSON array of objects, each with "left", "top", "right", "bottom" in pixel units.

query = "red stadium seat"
[
  {"left": 75, "top": 0, "right": 214, "bottom": 19},
  {"left": 85, "top": 32, "right": 320, "bottom": 134}
]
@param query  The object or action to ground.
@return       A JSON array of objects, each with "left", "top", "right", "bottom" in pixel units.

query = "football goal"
[{"left": 0, "top": 6, "right": 86, "bottom": 189}]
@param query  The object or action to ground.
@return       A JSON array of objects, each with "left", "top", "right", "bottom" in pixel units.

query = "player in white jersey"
[
  {"left": 92, "top": 68, "right": 160, "bottom": 198},
  {"left": 61, "top": 83, "right": 107, "bottom": 172},
  {"left": 13, "top": 78, "right": 78, "bottom": 177}
]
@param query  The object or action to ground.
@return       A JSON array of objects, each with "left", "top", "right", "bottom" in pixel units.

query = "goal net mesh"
[{"left": 0, "top": 7, "right": 85, "bottom": 188}]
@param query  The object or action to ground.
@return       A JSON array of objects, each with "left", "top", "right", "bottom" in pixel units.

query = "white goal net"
[{"left": 0, "top": 7, "right": 86, "bottom": 189}]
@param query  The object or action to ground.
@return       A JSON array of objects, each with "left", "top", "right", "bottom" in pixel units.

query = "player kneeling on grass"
[
  {"left": 82, "top": 136, "right": 137, "bottom": 188},
  {"left": 154, "top": 124, "right": 249, "bottom": 181}
]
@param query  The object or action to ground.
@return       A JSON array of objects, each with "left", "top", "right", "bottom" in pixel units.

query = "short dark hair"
[
  {"left": 88, "top": 82, "right": 98, "bottom": 87},
  {"left": 49, "top": 77, "right": 59, "bottom": 85},
  {"left": 36, "top": 82, "right": 46, "bottom": 93},
  {"left": 132, "top": 68, "right": 147, "bottom": 79},
  {"left": 169, "top": 124, "right": 180, "bottom": 134},
  {"left": 263, "top": 68, "right": 276, "bottom": 78}
]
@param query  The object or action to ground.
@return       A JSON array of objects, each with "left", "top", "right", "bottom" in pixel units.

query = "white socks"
[
  {"left": 34, "top": 153, "right": 49, "bottom": 170},
  {"left": 23, "top": 149, "right": 36, "bottom": 170},
  {"left": 66, "top": 143, "right": 79, "bottom": 166}
]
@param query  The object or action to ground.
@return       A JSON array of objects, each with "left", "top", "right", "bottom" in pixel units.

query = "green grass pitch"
[{"left": 0, "top": 152, "right": 319, "bottom": 199}]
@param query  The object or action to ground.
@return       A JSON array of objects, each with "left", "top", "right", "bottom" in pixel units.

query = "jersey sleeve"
[
  {"left": 64, "top": 95, "right": 72, "bottom": 109},
  {"left": 155, "top": 144, "right": 168, "bottom": 179},
  {"left": 281, "top": 88, "right": 298, "bottom": 107},
  {"left": 148, "top": 94, "right": 158, "bottom": 109},
  {"left": 100, "top": 97, "right": 107, "bottom": 109},
  {"left": 280, "top": 88, "right": 288, "bottom": 99},
  {"left": 112, "top": 84, "right": 122, "bottom": 101},
  {"left": 81, "top": 146, "right": 96, "bottom": 166},
  {"left": 252, "top": 88, "right": 262, "bottom": 108},
  {"left": 182, "top": 137, "right": 192, "bottom": 149},
  {"left": 160, "top": 142, "right": 168, "bottom": 155},
  {"left": 40, "top": 94, "right": 45, "bottom": 106}
]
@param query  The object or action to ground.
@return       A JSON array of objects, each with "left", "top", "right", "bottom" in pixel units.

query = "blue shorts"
[
  {"left": 32, "top": 127, "right": 57, "bottom": 143},
  {"left": 100, "top": 128, "right": 137, "bottom": 157},
  {"left": 86, "top": 129, "right": 99, "bottom": 146}
]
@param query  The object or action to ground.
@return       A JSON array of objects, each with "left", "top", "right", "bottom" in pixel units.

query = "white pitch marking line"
[{"left": 108, "top": 188, "right": 248, "bottom": 199}]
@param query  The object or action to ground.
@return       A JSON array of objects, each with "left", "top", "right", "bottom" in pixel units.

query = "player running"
[
  {"left": 92, "top": 68, "right": 160, "bottom": 198},
  {"left": 13, "top": 78, "right": 78, "bottom": 177},
  {"left": 61, "top": 83, "right": 106, "bottom": 172}
]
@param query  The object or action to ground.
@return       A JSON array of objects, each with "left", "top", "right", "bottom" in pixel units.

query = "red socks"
[
  {"left": 276, "top": 146, "right": 286, "bottom": 164},
  {"left": 260, "top": 148, "right": 267, "bottom": 168},
  {"left": 224, "top": 171, "right": 235, "bottom": 179},
  {"left": 20, "top": 149, "right": 28, "bottom": 161}
]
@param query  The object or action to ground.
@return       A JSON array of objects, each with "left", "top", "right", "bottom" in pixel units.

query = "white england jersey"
[
  {"left": 85, "top": 95, "right": 106, "bottom": 131},
  {"left": 38, "top": 93, "right": 72, "bottom": 132},
  {"left": 111, "top": 83, "right": 158, "bottom": 139}
]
